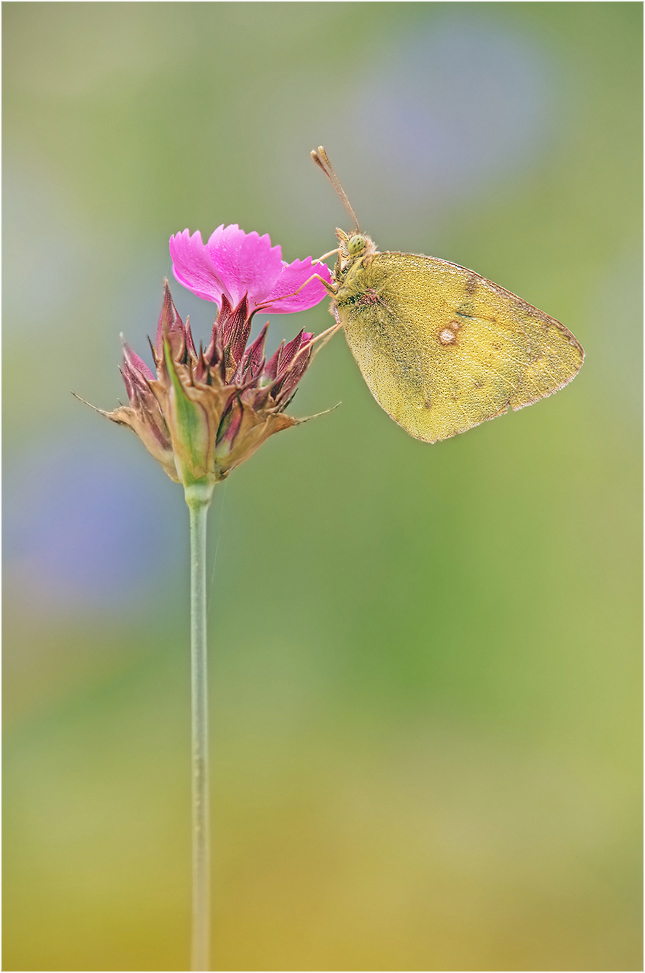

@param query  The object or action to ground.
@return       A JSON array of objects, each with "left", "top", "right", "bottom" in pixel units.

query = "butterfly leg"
[{"left": 254, "top": 273, "right": 338, "bottom": 311}]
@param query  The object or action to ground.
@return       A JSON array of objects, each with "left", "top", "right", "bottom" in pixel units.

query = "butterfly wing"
[{"left": 334, "top": 252, "right": 584, "bottom": 443}]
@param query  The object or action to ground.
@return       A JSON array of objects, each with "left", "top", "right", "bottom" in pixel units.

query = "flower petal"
[
  {"left": 261, "top": 258, "right": 333, "bottom": 313},
  {"left": 205, "top": 225, "right": 283, "bottom": 310},
  {"left": 169, "top": 229, "right": 230, "bottom": 305}
]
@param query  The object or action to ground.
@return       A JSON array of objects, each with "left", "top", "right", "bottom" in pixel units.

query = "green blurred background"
[{"left": 3, "top": 3, "right": 642, "bottom": 970}]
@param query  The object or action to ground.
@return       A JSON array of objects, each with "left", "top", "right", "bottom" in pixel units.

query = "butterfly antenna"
[{"left": 311, "top": 146, "right": 360, "bottom": 232}]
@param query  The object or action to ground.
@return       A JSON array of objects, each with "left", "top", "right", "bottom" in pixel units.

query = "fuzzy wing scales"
[{"left": 334, "top": 252, "right": 583, "bottom": 443}]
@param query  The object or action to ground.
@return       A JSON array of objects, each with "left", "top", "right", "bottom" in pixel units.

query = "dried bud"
[
  {"left": 88, "top": 282, "right": 336, "bottom": 491},
  {"left": 99, "top": 337, "right": 178, "bottom": 481}
]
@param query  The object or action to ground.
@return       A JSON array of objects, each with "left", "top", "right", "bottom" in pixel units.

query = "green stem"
[{"left": 185, "top": 482, "right": 215, "bottom": 972}]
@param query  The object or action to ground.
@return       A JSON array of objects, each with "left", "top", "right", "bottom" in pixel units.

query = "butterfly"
[{"left": 312, "top": 146, "right": 584, "bottom": 444}]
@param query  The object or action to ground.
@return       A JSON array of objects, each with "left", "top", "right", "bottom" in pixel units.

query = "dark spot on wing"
[{"left": 354, "top": 287, "right": 387, "bottom": 309}]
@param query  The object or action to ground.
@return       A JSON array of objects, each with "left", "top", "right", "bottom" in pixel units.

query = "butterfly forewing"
[{"left": 334, "top": 252, "right": 583, "bottom": 443}]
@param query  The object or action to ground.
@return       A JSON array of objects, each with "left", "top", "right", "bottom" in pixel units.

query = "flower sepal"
[{"left": 161, "top": 335, "right": 223, "bottom": 489}]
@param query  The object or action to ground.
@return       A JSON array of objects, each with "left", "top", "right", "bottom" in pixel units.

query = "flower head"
[
  {"left": 82, "top": 227, "right": 336, "bottom": 493},
  {"left": 94, "top": 276, "right": 335, "bottom": 490},
  {"left": 169, "top": 224, "right": 332, "bottom": 313}
]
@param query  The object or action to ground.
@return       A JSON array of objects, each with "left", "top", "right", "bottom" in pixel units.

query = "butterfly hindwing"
[{"left": 334, "top": 251, "right": 583, "bottom": 443}]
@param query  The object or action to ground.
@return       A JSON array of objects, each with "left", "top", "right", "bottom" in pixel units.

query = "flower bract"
[{"left": 98, "top": 280, "right": 334, "bottom": 489}]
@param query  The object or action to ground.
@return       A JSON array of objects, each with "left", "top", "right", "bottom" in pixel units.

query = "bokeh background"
[{"left": 3, "top": 3, "right": 642, "bottom": 971}]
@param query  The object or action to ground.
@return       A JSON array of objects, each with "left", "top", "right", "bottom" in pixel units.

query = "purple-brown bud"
[{"left": 92, "top": 282, "right": 330, "bottom": 491}]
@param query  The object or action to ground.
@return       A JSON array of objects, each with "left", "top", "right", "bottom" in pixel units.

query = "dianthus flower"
[
  {"left": 79, "top": 221, "right": 336, "bottom": 973},
  {"left": 95, "top": 226, "right": 334, "bottom": 492},
  {"left": 169, "top": 224, "right": 331, "bottom": 314}
]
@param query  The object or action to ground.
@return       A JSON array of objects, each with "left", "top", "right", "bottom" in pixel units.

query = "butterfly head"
[{"left": 335, "top": 228, "right": 376, "bottom": 275}]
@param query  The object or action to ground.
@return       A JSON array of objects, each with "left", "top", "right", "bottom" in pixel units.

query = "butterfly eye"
[{"left": 347, "top": 234, "right": 367, "bottom": 256}]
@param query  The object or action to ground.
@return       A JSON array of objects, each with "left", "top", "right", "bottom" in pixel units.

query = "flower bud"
[{"left": 89, "top": 281, "right": 334, "bottom": 490}]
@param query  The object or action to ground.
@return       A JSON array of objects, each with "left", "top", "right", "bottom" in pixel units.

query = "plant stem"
[{"left": 186, "top": 482, "right": 215, "bottom": 972}]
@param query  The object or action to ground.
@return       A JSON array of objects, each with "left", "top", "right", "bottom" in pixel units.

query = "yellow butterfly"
[{"left": 312, "top": 146, "right": 584, "bottom": 444}]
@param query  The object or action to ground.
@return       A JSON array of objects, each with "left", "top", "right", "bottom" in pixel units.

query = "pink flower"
[
  {"left": 169, "top": 224, "right": 333, "bottom": 314},
  {"left": 79, "top": 228, "right": 338, "bottom": 490}
]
